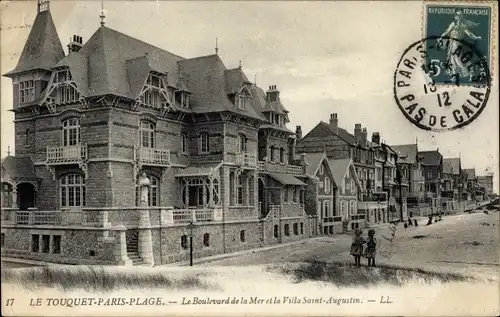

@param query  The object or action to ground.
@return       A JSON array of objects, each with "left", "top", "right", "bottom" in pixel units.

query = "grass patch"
[
  {"left": 278, "top": 259, "right": 473, "bottom": 287},
  {"left": 1, "top": 266, "right": 219, "bottom": 292}
]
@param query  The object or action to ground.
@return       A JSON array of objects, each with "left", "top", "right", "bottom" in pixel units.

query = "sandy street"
[{"left": 201, "top": 211, "right": 499, "bottom": 277}]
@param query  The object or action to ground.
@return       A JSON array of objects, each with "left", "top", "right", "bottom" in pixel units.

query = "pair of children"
[{"left": 350, "top": 229, "right": 377, "bottom": 267}]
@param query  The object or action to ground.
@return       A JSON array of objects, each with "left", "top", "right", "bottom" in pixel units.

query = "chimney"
[
  {"left": 295, "top": 125, "right": 302, "bottom": 141},
  {"left": 68, "top": 35, "right": 83, "bottom": 53},
  {"left": 354, "top": 123, "right": 362, "bottom": 143},
  {"left": 372, "top": 132, "right": 380, "bottom": 145},
  {"left": 329, "top": 113, "right": 338, "bottom": 133},
  {"left": 266, "top": 85, "right": 280, "bottom": 102},
  {"left": 361, "top": 128, "right": 368, "bottom": 145}
]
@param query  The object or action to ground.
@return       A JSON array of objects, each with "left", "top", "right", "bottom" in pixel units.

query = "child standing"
[
  {"left": 350, "top": 229, "right": 365, "bottom": 267},
  {"left": 365, "top": 229, "right": 377, "bottom": 267}
]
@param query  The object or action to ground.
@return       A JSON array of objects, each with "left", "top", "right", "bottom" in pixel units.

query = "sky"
[{"left": 1, "top": 1, "right": 498, "bottom": 192}]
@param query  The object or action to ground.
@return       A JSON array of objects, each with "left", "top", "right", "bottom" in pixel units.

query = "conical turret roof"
[{"left": 4, "top": 9, "right": 65, "bottom": 76}]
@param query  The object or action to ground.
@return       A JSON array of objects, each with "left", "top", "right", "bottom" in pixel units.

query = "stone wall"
[
  {"left": 0, "top": 227, "right": 116, "bottom": 265},
  {"left": 151, "top": 220, "right": 261, "bottom": 264}
]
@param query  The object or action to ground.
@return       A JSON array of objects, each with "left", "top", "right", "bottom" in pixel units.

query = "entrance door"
[{"left": 17, "top": 183, "right": 35, "bottom": 211}]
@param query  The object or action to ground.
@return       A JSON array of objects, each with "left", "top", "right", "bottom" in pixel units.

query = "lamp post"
[{"left": 187, "top": 221, "right": 196, "bottom": 266}]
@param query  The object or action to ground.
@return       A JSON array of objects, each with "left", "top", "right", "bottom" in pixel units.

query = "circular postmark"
[{"left": 393, "top": 36, "right": 491, "bottom": 132}]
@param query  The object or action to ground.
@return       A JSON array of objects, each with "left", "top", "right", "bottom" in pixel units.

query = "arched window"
[
  {"left": 199, "top": 132, "right": 209, "bottom": 153},
  {"left": 319, "top": 164, "right": 324, "bottom": 175},
  {"left": 60, "top": 174, "right": 85, "bottom": 207},
  {"left": 284, "top": 224, "right": 290, "bottom": 236},
  {"left": 269, "top": 146, "right": 275, "bottom": 162},
  {"left": 62, "top": 118, "right": 80, "bottom": 146},
  {"left": 274, "top": 225, "right": 279, "bottom": 238},
  {"left": 300, "top": 222, "right": 304, "bottom": 235},
  {"left": 140, "top": 121, "right": 155, "bottom": 148},
  {"left": 293, "top": 223, "right": 298, "bottom": 235},
  {"left": 136, "top": 174, "right": 159, "bottom": 206},
  {"left": 181, "top": 133, "right": 188, "bottom": 153},
  {"left": 240, "top": 230, "right": 245, "bottom": 242},
  {"left": 203, "top": 233, "right": 210, "bottom": 247},
  {"left": 238, "top": 134, "right": 247, "bottom": 153}
]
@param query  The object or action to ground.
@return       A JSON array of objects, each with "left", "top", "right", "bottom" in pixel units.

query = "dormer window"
[
  {"left": 19, "top": 80, "right": 35, "bottom": 103},
  {"left": 175, "top": 91, "right": 190, "bottom": 109},
  {"left": 54, "top": 69, "right": 79, "bottom": 104},
  {"left": 236, "top": 94, "right": 246, "bottom": 110},
  {"left": 141, "top": 73, "right": 167, "bottom": 108}
]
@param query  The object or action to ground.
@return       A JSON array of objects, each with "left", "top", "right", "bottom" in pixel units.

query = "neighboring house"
[
  {"left": 464, "top": 168, "right": 479, "bottom": 200},
  {"left": 328, "top": 158, "right": 364, "bottom": 231},
  {"left": 0, "top": 2, "right": 312, "bottom": 266},
  {"left": 301, "top": 152, "right": 337, "bottom": 235},
  {"left": 392, "top": 143, "right": 425, "bottom": 201},
  {"left": 418, "top": 150, "right": 443, "bottom": 201},
  {"left": 442, "top": 158, "right": 463, "bottom": 201},
  {"left": 296, "top": 113, "right": 375, "bottom": 198},
  {"left": 477, "top": 175, "right": 494, "bottom": 199}
]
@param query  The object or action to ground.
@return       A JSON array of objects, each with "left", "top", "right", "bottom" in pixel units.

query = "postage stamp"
[{"left": 423, "top": 2, "right": 495, "bottom": 86}]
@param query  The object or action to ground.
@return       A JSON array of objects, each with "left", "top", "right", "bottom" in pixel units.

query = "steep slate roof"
[
  {"left": 56, "top": 26, "right": 184, "bottom": 98},
  {"left": 178, "top": 55, "right": 264, "bottom": 120},
  {"left": 1, "top": 156, "right": 40, "bottom": 180},
  {"left": 304, "top": 152, "right": 327, "bottom": 176},
  {"left": 443, "top": 158, "right": 460, "bottom": 175},
  {"left": 54, "top": 26, "right": 266, "bottom": 121},
  {"left": 327, "top": 158, "right": 351, "bottom": 186},
  {"left": 4, "top": 10, "right": 65, "bottom": 76},
  {"left": 391, "top": 144, "right": 417, "bottom": 164},
  {"left": 299, "top": 121, "right": 356, "bottom": 146},
  {"left": 418, "top": 150, "right": 442, "bottom": 166},
  {"left": 249, "top": 85, "right": 293, "bottom": 131},
  {"left": 464, "top": 168, "right": 476, "bottom": 179}
]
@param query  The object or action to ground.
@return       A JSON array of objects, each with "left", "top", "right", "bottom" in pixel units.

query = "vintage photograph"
[{"left": 1, "top": 1, "right": 498, "bottom": 316}]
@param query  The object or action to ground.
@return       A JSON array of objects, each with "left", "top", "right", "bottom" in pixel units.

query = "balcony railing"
[
  {"left": 235, "top": 153, "right": 257, "bottom": 168},
  {"left": 137, "top": 146, "right": 171, "bottom": 166},
  {"left": 358, "top": 201, "right": 388, "bottom": 210},
  {"left": 258, "top": 161, "right": 303, "bottom": 175},
  {"left": 46, "top": 144, "right": 87, "bottom": 164},
  {"left": 170, "top": 209, "right": 214, "bottom": 224}
]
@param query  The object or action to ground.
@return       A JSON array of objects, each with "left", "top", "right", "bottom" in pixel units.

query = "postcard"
[{"left": 1, "top": 1, "right": 498, "bottom": 316}]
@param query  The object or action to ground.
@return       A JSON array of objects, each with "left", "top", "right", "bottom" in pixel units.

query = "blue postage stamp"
[{"left": 424, "top": 3, "right": 492, "bottom": 85}]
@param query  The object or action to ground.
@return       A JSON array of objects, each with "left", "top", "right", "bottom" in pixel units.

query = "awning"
[
  {"left": 175, "top": 162, "right": 222, "bottom": 178},
  {"left": 269, "top": 172, "right": 307, "bottom": 186}
]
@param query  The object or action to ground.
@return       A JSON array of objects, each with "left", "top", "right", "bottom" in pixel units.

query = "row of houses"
[{"left": 0, "top": 1, "right": 495, "bottom": 266}]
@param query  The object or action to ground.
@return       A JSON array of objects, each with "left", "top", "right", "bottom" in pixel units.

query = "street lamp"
[{"left": 187, "top": 221, "right": 196, "bottom": 266}]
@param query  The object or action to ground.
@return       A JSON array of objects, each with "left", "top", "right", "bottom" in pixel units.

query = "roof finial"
[
  {"left": 7, "top": 146, "right": 11, "bottom": 156},
  {"left": 239, "top": 60, "right": 242, "bottom": 69},
  {"left": 99, "top": 0, "right": 106, "bottom": 27},
  {"left": 215, "top": 37, "right": 219, "bottom": 55},
  {"left": 254, "top": 74, "right": 257, "bottom": 85},
  {"left": 37, "top": 0, "right": 50, "bottom": 13}
]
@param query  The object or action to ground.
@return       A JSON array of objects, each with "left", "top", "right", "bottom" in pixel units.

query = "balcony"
[
  {"left": 358, "top": 201, "right": 388, "bottom": 210},
  {"left": 258, "top": 161, "right": 303, "bottom": 175},
  {"left": 235, "top": 153, "right": 257, "bottom": 168},
  {"left": 46, "top": 144, "right": 87, "bottom": 165},
  {"left": 136, "top": 146, "right": 171, "bottom": 166}
]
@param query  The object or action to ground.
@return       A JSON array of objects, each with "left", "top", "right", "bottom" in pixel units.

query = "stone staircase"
[{"left": 125, "top": 229, "right": 146, "bottom": 266}]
